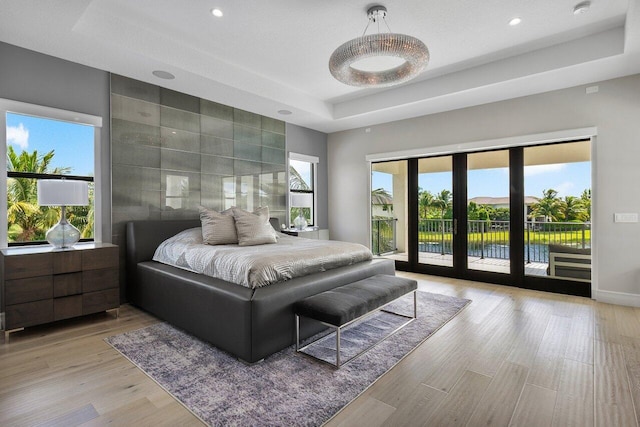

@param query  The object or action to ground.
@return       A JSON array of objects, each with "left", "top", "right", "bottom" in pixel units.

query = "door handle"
[{"left": 454, "top": 219, "right": 457, "bottom": 235}]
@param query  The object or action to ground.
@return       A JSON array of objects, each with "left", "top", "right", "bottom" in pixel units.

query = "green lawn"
[{"left": 418, "top": 230, "right": 591, "bottom": 245}]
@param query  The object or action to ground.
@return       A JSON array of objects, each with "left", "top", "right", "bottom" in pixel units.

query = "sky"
[
  {"left": 372, "top": 162, "right": 591, "bottom": 199},
  {"left": 6, "top": 113, "right": 94, "bottom": 176}
]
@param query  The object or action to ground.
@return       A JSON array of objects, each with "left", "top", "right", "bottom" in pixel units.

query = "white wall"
[
  {"left": 286, "top": 123, "right": 329, "bottom": 229},
  {"left": 328, "top": 73, "right": 640, "bottom": 305}
]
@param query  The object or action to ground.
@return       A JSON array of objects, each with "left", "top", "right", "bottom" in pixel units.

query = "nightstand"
[
  {"left": 1, "top": 242, "right": 119, "bottom": 342},
  {"left": 281, "top": 228, "right": 329, "bottom": 240}
]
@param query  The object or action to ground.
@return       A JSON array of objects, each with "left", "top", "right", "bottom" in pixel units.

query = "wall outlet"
[
  {"left": 614, "top": 213, "right": 638, "bottom": 223},
  {"left": 586, "top": 85, "right": 599, "bottom": 94}
]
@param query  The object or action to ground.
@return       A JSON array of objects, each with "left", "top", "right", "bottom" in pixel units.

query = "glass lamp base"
[
  {"left": 293, "top": 214, "right": 308, "bottom": 230},
  {"left": 46, "top": 221, "right": 81, "bottom": 249}
]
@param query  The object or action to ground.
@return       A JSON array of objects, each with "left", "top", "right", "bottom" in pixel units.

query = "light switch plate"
[{"left": 614, "top": 213, "right": 638, "bottom": 223}]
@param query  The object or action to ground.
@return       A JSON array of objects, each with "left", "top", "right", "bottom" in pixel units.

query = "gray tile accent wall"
[{"left": 110, "top": 74, "right": 286, "bottom": 288}]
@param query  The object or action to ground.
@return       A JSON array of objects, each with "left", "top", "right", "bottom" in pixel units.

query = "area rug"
[{"left": 106, "top": 291, "right": 470, "bottom": 427}]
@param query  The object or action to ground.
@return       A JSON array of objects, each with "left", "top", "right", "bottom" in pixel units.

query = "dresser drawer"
[
  {"left": 54, "top": 295, "right": 83, "bottom": 321},
  {"left": 82, "top": 268, "right": 119, "bottom": 292},
  {"left": 6, "top": 299, "right": 54, "bottom": 329},
  {"left": 53, "top": 273, "right": 82, "bottom": 297},
  {"left": 4, "top": 253, "right": 52, "bottom": 280},
  {"left": 82, "top": 247, "right": 118, "bottom": 271},
  {"left": 82, "top": 289, "right": 119, "bottom": 315},
  {"left": 5, "top": 276, "right": 53, "bottom": 305},
  {"left": 53, "top": 251, "right": 82, "bottom": 274}
]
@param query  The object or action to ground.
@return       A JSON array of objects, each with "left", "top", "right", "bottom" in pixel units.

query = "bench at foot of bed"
[{"left": 294, "top": 274, "right": 418, "bottom": 368}]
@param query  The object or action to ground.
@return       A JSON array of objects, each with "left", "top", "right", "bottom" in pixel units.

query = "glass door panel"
[
  {"left": 523, "top": 141, "right": 591, "bottom": 282},
  {"left": 371, "top": 161, "right": 407, "bottom": 261},
  {"left": 467, "top": 150, "right": 511, "bottom": 274},
  {"left": 417, "top": 156, "right": 453, "bottom": 267}
]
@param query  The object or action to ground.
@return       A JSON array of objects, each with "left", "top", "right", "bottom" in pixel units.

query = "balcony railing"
[
  {"left": 371, "top": 218, "right": 397, "bottom": 255},
  {"left": 374, "top": 218, "right": 591, "bottom": 263}
]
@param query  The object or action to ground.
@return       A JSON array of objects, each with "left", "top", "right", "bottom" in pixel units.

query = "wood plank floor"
[{"left": 1, "top": 272, "right": 638, "bottom": 426}]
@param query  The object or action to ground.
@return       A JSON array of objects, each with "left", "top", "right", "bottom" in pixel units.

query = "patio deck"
[{"left": 386, "top": 252, "right": 549, "bottom": 276}]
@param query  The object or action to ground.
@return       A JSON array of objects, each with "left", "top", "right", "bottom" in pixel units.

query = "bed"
[{"left": 125, "top": 219, "right": 395, "bottom": 363}]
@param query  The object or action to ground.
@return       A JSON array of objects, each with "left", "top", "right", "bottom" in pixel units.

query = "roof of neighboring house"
[{"left": 469, "top": 196, "right": 540, "bottom": 206}]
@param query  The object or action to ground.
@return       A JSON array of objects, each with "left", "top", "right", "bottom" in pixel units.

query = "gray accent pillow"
[
  {"left": 199, "top": 207, "right": 238, "bottom": 245},
  {"left": 233, "top": 206, "right": 278, "bottom": 246}
]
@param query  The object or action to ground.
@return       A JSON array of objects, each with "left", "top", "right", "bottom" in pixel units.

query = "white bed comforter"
[{"left": 152, "top": 228, "right": 373, "bottom": 289}]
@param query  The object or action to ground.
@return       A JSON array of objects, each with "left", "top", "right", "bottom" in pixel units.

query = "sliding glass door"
[
  {"left": 370, "top": 140, "right": 591, "bottom": 297},
  {"left": 371, "top": 160, "right": 407, "bottom": 264},
  {"left": 523, "top": 141, "right": 591, "bottom": 292},
  {"left": 417, "top": 156, "right": 454, "bottom": 268},
  {"left": 467, "top": 150, "right": 511, "bottom": 274}
]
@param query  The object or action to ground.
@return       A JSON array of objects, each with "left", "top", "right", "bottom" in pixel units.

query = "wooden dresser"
[{"left": 0, "top": 243, "right": 119, "bottom": 341}]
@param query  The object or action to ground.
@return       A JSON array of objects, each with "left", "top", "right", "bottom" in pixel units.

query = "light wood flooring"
[{"left": 1, "top": 273, "right": 638, "bottom": 426}]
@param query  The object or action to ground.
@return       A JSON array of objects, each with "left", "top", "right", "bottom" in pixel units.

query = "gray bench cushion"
[{"left": 293, "top": 274, "right": 417, "bottom": 327}]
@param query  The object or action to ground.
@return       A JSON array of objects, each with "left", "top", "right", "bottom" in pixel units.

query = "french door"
[{"left": 371, "top": 141, "right": 591, "bottom": 297}]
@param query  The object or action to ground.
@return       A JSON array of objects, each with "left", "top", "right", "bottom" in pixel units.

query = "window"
[
  {"left": 1, "top": 99, "right": 102, "bottom": 247},
  {"left": 289, "top": 153, "right": 318, "bottom": 227}
]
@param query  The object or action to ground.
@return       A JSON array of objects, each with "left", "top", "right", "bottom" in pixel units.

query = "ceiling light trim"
[
  {"left": 152, "top": 70, "right": 175, "bottom": 79},
  {"left": 573, "top": 2, "right": 591, "bottom": 15}
]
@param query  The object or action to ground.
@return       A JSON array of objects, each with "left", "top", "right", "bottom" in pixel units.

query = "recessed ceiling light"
[
  {"left": 277, "top": 110, "right": 292, "bottom": 115},
  {"left": 509, "top": 17, "right": 522, "bottom": 26},
  {"left": 211, "top": 8, "right": 223, "bottom": 17},
  {"left": 573, "top": 1, "right": 591, "bottom": 15},
  {"left": 152, "top": 70, "right": 175, "bottom": 80}
]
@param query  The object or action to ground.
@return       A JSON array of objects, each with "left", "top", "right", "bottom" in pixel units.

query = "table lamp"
[
  {"left": 37, "top": 179, "right": 89, "bottom": 248},
  {"left": 290, "top": 192, "right": 312, "bottom": 230}
]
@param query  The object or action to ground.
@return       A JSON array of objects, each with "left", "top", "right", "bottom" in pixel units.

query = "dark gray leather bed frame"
[{"left": 126, "top": 219, "right": 395, "bottom": 363}]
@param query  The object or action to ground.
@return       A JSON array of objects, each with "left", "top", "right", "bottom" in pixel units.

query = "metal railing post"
[
  {"left": 440, "top": 218, "right": 445, "bottom": 255},
  {"left": 581, "top": 223, "right": 586, "bottom": 249},
  {"left": 393, "top": 219, "right": 397, "bottom": 251},
  {"left": 526, "top": 221, "right": 530, "bottom": 264},
  {"left": 376, "top": 220, "right": 380, "bottom": 255},
  {"left": 480, "top": 221, "right": 485, "bottom": 259}
]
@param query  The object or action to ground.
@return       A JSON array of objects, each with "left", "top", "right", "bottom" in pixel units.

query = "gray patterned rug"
[{"left": 106, "top": 291, "right": 469, "bottom": 427}]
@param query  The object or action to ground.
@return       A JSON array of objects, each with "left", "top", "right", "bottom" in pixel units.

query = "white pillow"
[
  {"left": 199, "top": 206, "right": 238, "bottom": 245},
  {"left": 232, "top": 206, "right": 277, "bottom": 246}
]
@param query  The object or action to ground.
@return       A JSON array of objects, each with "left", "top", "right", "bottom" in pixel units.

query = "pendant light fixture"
[{"left": 329, "top": 5, "right": 429, "bottom": 87}]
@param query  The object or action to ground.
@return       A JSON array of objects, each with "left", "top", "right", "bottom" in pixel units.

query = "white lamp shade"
[
  {"left": 290, "top": 192, "right": 312, "bottom": 208},
  {"left": 37, "top": 180, "right": 89, "bottom": 206}
]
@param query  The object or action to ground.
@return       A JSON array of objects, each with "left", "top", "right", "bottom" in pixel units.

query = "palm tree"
[
  {"left": 561, "top": 196, "right": 586, "bottom": 221},
  {"left": 418, "top": 189, "right": 434, "bottom": 219},
  {"left": 530, "top": 189, "right": 563, "bottom": 222},
  {"left": 432, "top": 189, "right": 452, "bottom": 219},
  {"left": 68, "top": 183, "right": 95, "bottom": 238},
  {"left": 467, "top": 202, "right": 491, "bottom": 222},
  {"left": 580, "top": 189, "right": 591, "bottom": 221},
  {"left": 6, "top": 146, "right": 71, "bottom": 242}
]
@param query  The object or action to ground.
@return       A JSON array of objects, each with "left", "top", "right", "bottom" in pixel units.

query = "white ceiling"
[{"left": 1, "top": 0, "right": 639, "bottom": 133}]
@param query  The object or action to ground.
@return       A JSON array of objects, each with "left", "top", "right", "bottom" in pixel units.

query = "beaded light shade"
[{"left": 329, "top": 6, "right": 429, "bottom": 87}]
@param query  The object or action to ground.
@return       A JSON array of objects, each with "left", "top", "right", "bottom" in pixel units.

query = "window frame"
[
  {"left": 0, "top": 99, "right": 103, "bottom": 248},
  {"left": 288, "top": 152, "right": 319, "bottom": 228}
]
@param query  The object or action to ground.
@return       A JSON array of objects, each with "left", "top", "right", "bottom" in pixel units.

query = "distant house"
[
  {"left": 468, "top": 196, "right": 540, "bottom": 217},
  {"left": 372, "top": 191, "right": 394, "bottom": 218}
]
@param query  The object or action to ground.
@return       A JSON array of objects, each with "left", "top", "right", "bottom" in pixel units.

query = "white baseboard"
[{"left": 594, "top": 289, "right": 640, "bottom": 307}]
